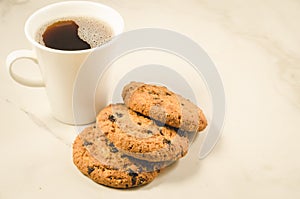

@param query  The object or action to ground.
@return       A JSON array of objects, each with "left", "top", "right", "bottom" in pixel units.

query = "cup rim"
[{"left": 24, "top": 1, "right": 124, "bottom": 54}]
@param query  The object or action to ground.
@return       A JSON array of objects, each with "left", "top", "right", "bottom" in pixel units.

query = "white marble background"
[{"left": 0, "top": 0, "right": 300, "bottom": 198}]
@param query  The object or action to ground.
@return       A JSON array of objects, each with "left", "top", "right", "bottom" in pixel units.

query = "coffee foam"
[{"left": 35, "top": 16, "right": 113, "bottom": 49}]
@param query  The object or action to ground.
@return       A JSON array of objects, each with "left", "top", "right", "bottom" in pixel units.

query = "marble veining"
[{"left": 0, "top": 97, "right": 71, "bottom": 146}]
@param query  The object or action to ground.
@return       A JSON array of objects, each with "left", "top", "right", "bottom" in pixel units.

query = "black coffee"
[
  {"left": 36, "top": 16, "right": 113, "bottom": 51},
  {"left": 42, "top": 20, "right": 90, "bottom": 50}
]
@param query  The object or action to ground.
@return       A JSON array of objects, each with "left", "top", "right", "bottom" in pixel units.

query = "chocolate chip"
[
  {"left": 181, "top": 150, "right": 185, "bottom": 157},
  {"left": 116, "top": 112, "right": 123, "bottom": 118},
  {"left": 138, "top": 177, "right": 146, "bottom": 185},
  {"left": 108, "top": 115, "right": 116, "bottom": 122},
  {"left": 163, "top": 138, "right": 171, "bottom": 145},
  {"left": 166, "top": 92, "right": 171, "bottom": 96},
  {"left": 108, "top": 142, "right": 114, "bottom": 147},
  {"left": 146, "top": 130, "right": 153, "bottom": 134},
  {"left": 87, "top": 166, "right": 95, "bottom": 175},
  {"left": 110, "top": 147, "right": 119, "bottom": 153},
  {"left": 108, "top": 142, "right": 119, "bottom": 153},
  {"left": 128, "top": 169, "right": 138, "bottom": 185},
  {"left": 132, "top": 176, "right": 137, "bottom": 186},
  {"left": 83, "top": 140, "right": 93, "bottom": 146},
  {"left": 159, "top": 129, "right": 164, "bottom": 136},
  {"left": 128, "top": 169, "right": 138, "bottom": 177},
  {"left": 137, "top": 122, "right": 142, "bottom": 126}
]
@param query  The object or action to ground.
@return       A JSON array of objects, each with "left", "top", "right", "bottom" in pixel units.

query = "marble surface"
[{"left": 1, "top": 0, "right": 300, "bottom": 198}]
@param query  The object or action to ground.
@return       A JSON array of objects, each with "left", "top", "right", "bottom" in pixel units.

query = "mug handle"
[{"left": 6, "top": 49, "right": 45, "bottom": 87}]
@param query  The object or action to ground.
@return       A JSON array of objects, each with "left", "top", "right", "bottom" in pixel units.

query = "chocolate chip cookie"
[
  {"left": 73, "top": 126, "right": 163, "bottom": 189},
  {"left": 96, "top": 104, "right": 189, "bottom": 162},
  {"left": 122, "top": 82, "right": 208, "bottom": 132}
]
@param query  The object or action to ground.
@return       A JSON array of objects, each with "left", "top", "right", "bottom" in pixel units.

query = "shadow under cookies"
[{"left": 142, "top": 132, "right": 206, "bottom": 189}]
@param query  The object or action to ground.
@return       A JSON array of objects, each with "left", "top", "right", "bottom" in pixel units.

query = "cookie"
[
  {"left": 96, "top": 104, "right": 189, "bottom": 162},
  {"left": 73, "top": 126, "right": 163, "bottom": 189},
  {"left": 122, "top": 82, "right": 207, "bottom": 132}
]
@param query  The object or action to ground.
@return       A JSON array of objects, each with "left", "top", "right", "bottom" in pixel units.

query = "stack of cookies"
[{"left": 73, "top": 82, "right": 207, "bottom": 189}]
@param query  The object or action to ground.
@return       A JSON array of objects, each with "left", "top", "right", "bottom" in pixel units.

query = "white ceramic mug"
[{"left": 6, "top": 1, "right": 124, "bottom": 125}]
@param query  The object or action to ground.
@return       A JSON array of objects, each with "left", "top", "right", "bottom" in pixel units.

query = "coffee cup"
[{"left": 6, "top": 1, "right": 124, "bottom": 125}]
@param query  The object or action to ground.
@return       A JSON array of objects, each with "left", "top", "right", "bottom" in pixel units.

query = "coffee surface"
[{"left": 35, "top": 16, "right": 113, "bottom": 50}]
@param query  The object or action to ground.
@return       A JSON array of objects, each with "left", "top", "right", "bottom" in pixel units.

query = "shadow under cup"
[{"left": 23, "top": 1, "right": 124, "bottom": 125}]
